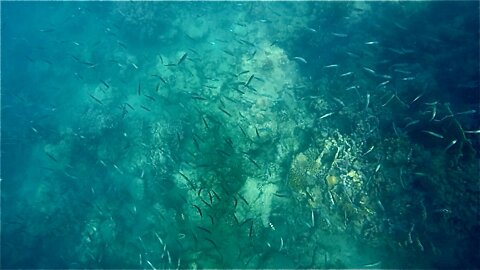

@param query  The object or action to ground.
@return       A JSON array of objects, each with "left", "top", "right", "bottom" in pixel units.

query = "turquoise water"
[{"left": 1, "top": 1, "right": 479, "bottom": 269}]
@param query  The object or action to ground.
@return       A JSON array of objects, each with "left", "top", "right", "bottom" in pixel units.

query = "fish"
[
  {"left": 237, "top": 70, "right": 250, "bottom": 76},
  {"left": 179, "top": 172, "right": 195, "bottom": 189},
  {"left": 362, "top": 67, "right": 376, "bottom": 76},
  {"left": 176, "top": 258, "right": 181, "bottom": 270},
  {"left": 245, "top": 74, "right": 255, "bottom": 86},
  {"left": 176, "top": 132, "right": 182, "bottom": 145},
  {"left": 375, "top": 164, "right": 381, "bottom": 173},
  {"left": 319, "top": 112, "right": 335, "bottom": 120},
  {"left": 155, "top": 232, "right": 164, "bottom": 246},
  {"left": 239, "top": 125, "right": 247, "bottom": 137},
  {"left": 193, "top": 204, "right": 203, "bottom": 217},
  {"left": 255, "top": 127, "right": 260, "bottom": 138},
  {"left": 144, "top": 95, "right": 156, "bottom": 101},
  {"left": 327, "top": 190, "right": 335, "bottom": 206},
  {"left": 455, "top": 109, "right": 476, "bottom": 116},
  {"left": 346, "top": 85, "right": 359, "bottom": 91},
  {"left": 362, "top": 145, "right": 375, "bottom": 156},
  {"left": 39, "top": 28, "right": 55, "bottom": 33},
  {"left": 394, "top": 68, "right": 412, "bottom": 75},
  {"left": 331, "top": 32, "right": 348, "bottom": 37},
  {"left": 382, "top": 94, "right": 395, "bottom": 107},
  {"left": 100, "top": 79, "right": 110, "bottom": 88},
  {"left": 293, "top": 57, "right": 307, "bottom": 64},
  {"left": 311, "top": 210, "right": 315, "bottom": 227},
  {"left": 125, "top": 103, "right": 134, "bottom": 110},
  {"left": 188, "top": 48, "right": 200, "bottom": 55},
  {"left": 193, "top": 137, "right": 200, "bottom": 150},
  {"left": 305, "top": 190, "right": 315, "bottom": 202},
  {"left": 421, "top": 130, "right": 444, "bottom": 139},
  {"left": 203, "top": 85, "right": 217, "bottom": 89},
  {"left": 177, "top": 53, "right": 188, "bottom": 65},
  {"left": 216, "top": 149, "right": 231, "bottom": 157},
  {"left": 222, "top": 49, "right": 234, "bottom": 56},
  {"left": 375, "top": 80, "right": 390, "bottom": 90},
  {"left": 365, "top": 93, "right": 370, "bottom": 110},
  {"left": 233, "top": 213, "right": 240, "bottom": 225},
  {"left": 218, "top": 107, "right": 232, "bottom": 117},
  {"left": 332, "top": 97, "right": 345, "bottom": 107},
  {"left": 204, "top": 237, "right": 217, "bottom": 248},
  {"left": 117, "top": 40, "right": 127, "bottom": 49},
  {"left": 345, "top": 51, "right": 361, "bottom": 58},
  {"left": 364, "top": 41, "right": 379, "bottom": 45},
  {"left": 363, "top": 261, "right": 382, "bottom": 268},
  {"left": 208, "top": 214, "right": 215, "bottom": 225},
  {"left": 151, "top": 74, "right": 168, "bottom": 85},
  {"left": 223, "top": 137, "right": 234, "bottom": 149},
  {"left": 88, "top": 94, "right": 103, "bottom": 105},
  {"left": 465, "top": 130, "right": 480, "bottom": 134},
  {"left": 443, "top": 139, "right": 458, "bottom": 152},
  {"left": 146, "top": 260, "right": 156, "bottom": 270},
  {"left": 137, "top": 81, "right": 141, "bottom": 96},
  {"left": 405, "top": 119, "right": 420, "bottom": 128},
  {"left": 245, "top": 155, "right": 260, "bottom": 168},
  {"left": 212, "top": 190, "right": 221, "bottom": 201},
  {"left": 196, "top": 226, "right": 212, "bottom": 234},
  {"left": 45, "top": 152, "right": 58, "bottom": 162},
  {"left": 194, "top": 133, "right": 205, "bottom": 143},
  {"left": 233, "top": 196, "right": 238, "bottom": 208},
  {"left": 113, "top": 164, "right": 124, "bottom": 174},
  {"left": 238, "top": 194, "right": 249, "bottom": 205},
  {"left": 140, "top": 105, "right": 151, "bottom": 112},
  {"left": 191, "top": 94, "right": 208, "bottom": 101},
  {"left": 430, "top": 105, "right": 437, "bottom": 121},
  {"left": 167, "top": 250, "right": 172, "bottom": 265},
  {"left": 339, "top": 71, "right": 353, "bottom": 77},
  {"left": 239, "top": 38, "right": 255, "bottom": 47},
  {"left": 208, "top": 191, "right": 214, "bottom": 204},
  {"left": 323, "top": 64, "right": 339, "bottom": 69},
  {"left": 202, "top": 116, "right": 209, "bottom": 129},
  {"left": 410, "top": 92, "right": 424, "bottom": 104}
]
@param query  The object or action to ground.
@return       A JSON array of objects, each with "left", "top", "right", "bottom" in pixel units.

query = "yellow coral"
[{"left": 326, "top": 175, "right": 338, "bottom": 187}]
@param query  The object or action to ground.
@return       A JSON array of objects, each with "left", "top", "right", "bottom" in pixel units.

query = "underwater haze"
[{"left": 1, "top": 1, "right": 479, "bottom": 269}]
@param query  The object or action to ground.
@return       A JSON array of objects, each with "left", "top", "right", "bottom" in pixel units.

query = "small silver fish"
[
  {"left": 339, "top": 71, "right": 353, "bottom": 77},
  {"left": 421, "top": 130, "right": 444, "bottom": 139},
  {"left": 405, "top": 119, "right": 420, "bottom": 128},
  {"left": 311, "top": 209, "right": 315, "bottom": 227},
  {"left": 324, "top": 64, "right": 339, "bottom": 68},
  {"left": 443, "top": 139, "right": 458, "bottom": 152},
  {"left": 331, "top": 32, "right": 348, "bottom": 37},
  {"left": 319, "top": 112, "right": 335, "bottom": 120},
  {"left": 293, "top": 57, "right": 307, "bottom": 64},
  {"left": 365, "top": 93, "right": 370, "bottom": 110},
  {"left": 410, "top": 92, "right": 424, "bottom": 104},
  {"left": 345, "top": 85, "right": 359, "bottom": 91},
  {"left": 375, "top": 80, "right": 390, "bottom": 90},
  {"left": 362, "top": 67, "right": 376, "bottom": 75},
  {"left": 382, "top": 94, "right": 395, "bottom": 107}
]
